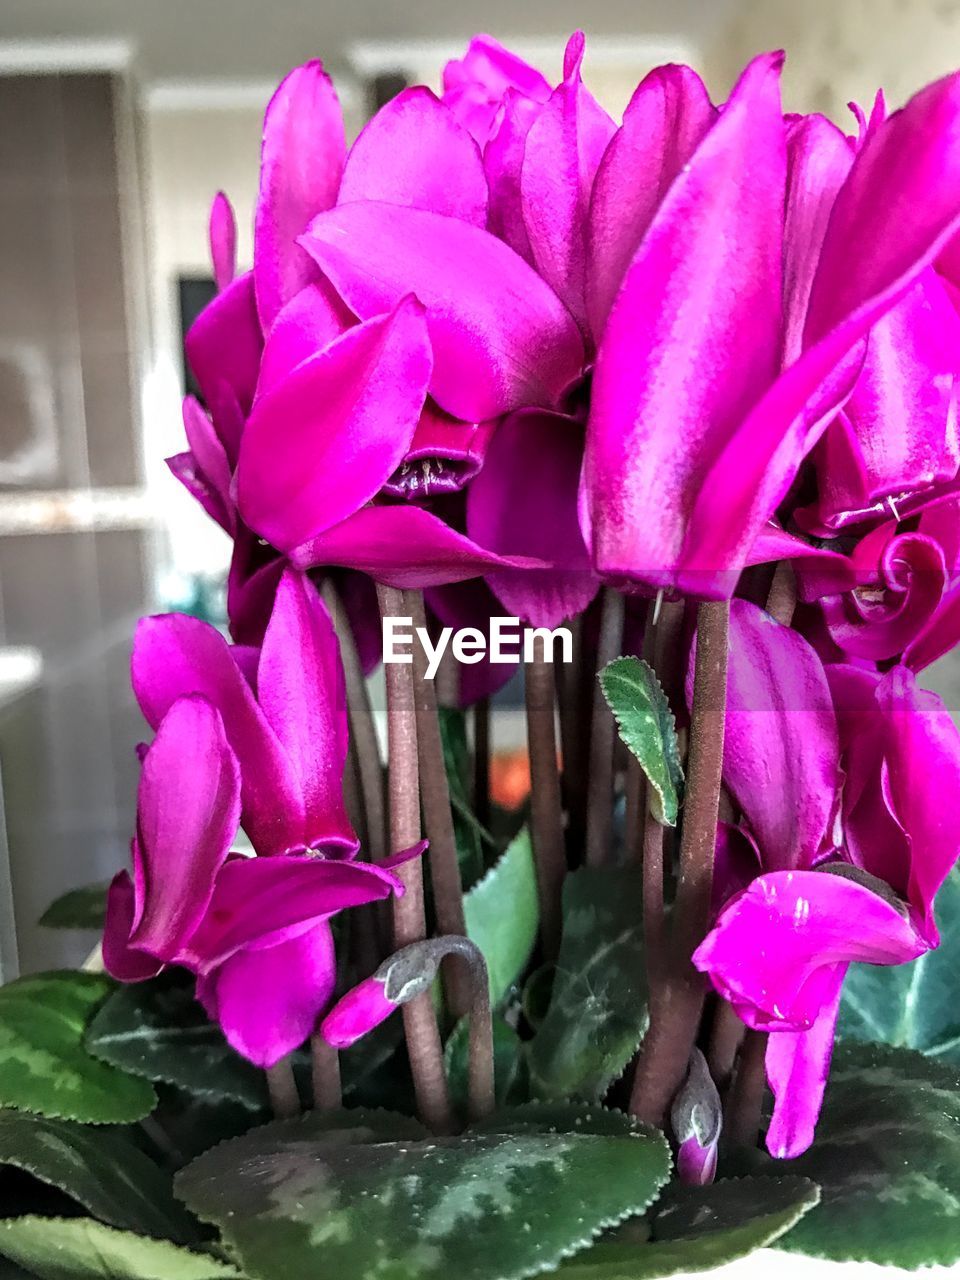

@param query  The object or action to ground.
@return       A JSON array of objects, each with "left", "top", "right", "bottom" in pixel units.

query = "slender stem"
[
  {"left": 438, "top": 936, "right": 495, "bottom": 1122},
  {"left": 322, "top": 580, "right": 385, "bottom": 861},
  {"left": 642, "top": 808, "right": 667, "bottom": 990},
  {"left": 473, "top": 696, "right": 491, "bottom": 830},
  {"left": 310, "top": 1034, "right": 342, "bottom": 1111},
  {"left": 624, "top": 757, "right": 644, "bottom": 865},
  {"left": 266, "top": 1059, "right": 300, "bottom": 1120},
  {"left": 585, "top": 588, "right": 626, "bottom": 867},
  {"left": 406, "top": 590, "right": 471, "bottom": 1022},
  {"left": 630, "top": 599, "right": 730, "bottom": 1127},
  {"left": 376, "top": 583, "right": 453, "bottom": 1134},
  {"left": 707, "top": 1000, "right": 745, "bottom": 1095},
  {"left": 725, "top": 1029, "right": 768, "bottom": 1149},
  {"left": 560, "top": 612, "right": 591, "bottom": 854},
  {"left": 524, "top": 639, "right": 566, "bottom": 960},
  {"left": 765, "top": 561, "right": 797, "bottom": 627}
]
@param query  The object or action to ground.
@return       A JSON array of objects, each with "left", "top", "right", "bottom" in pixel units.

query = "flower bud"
[{"left": 671, "top": 1047, "right": 722, "bottom": 1186}]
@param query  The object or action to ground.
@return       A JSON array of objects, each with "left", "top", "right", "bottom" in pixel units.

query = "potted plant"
[{"left": 3, "top": 31, "right": 960, "bottom": 1280}]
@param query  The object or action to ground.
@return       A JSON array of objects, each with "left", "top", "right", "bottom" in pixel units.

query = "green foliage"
[
  {"left": 599, "top": 657, "right": 683, "bottom": 826},
  {"left": 0, "top": 973, "right": 156, "bottom": 1123},
  {"left": 840, "top": 868, "right": 960, "bottom": 1063},
  {"left": 762, "top": 1042, "right": 960, "bottom": 1266},
  {"left": 558, "top": 1178, "right": 820, "bottom": 1279},
  {"left": 0, "top": 1109, "right": 197, "bottom": 1241},
  {"left": 528, "top": 868, "right": 646, "bottom": 1101},
  {"left": 0, "top": 1219, "right": 240, "bottom": 1280},
  {"left": 86, "top": 971, "right": 266, "bottom": 1111},
  {"left": 438, "top": 706, "right": 494, "bottom": 889},
  {"left": 444, "top": 1017, "right": 525, "bottom": 1113},
  {"left": 463, "top": 826, "right": 539, "bottom": 1005},
  {"left": 39, "top": 885, "right": 109, "bottom": 931},
  {"left": 175, "top": 1107, "right": 670, "bottom": 1280}
]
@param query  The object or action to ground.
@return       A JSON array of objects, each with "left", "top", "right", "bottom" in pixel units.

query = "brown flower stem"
[
  {"left": 321, "top": 580, "right": 385, "bottom": 861},
  {"left": 642, "top": 807, "right": 667, "bottom": 992},
  {"left": 725, "top": 1029, "right": 769, "bottom": 1149},
  {"left": 630, "top": 599, "right": 730, "bottom": 1127},
  {"left": 376, "top": 583, "right": 453, "bottom": 1134},
  {"left": 439, "top": 936, "right": 495, "bottom": 1122},
  {"left": 765, "top": 561, "right": 797, "bottom": 627},
  {"left": 473, "top": 696, "right": 491, "bottom": 830},
  {"left": 265, "top": 1059, "right": 300, "bottom": 1120},
  {"left": 524, "top": 638, "right": 566, "bottom": 961},
  {"left": 406, "top": 589, "right": 471, "bottom": 1022},
  {"left": 310, "top": 1034, "right": 342, "bottom": 1111},
  {"left": 624, "top": 757, "right": 644, "bottom": 865},
  {"left": 585, "top": 588, "right": 626, "bottom": 867},
  {"left": 708, "top": 1000, "right": 746, "bottom": 1095},
  {"left": 558, "top": 612, "right": 587, "bottom": 847}
]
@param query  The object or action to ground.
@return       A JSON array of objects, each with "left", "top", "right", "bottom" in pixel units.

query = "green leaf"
[
  {"left": 444, "top": 1017, "right": 525, "bottom": 1113},
  {"left": 0, "top": 1109, "right": 198, "bottom": 1241},
  {"left": 471, "top": 1101, "right": 655, "bottom": 1138},
  {"left": 599, "top": 658, "right": 683, "bottom": 826},
  {"left": 439, "top": 706, "right": 494, "bottom": 890},
  {"left": 175, "top": 1107, "right": 670, "bottom": 1280},
  {"left": 558, "top": 1178, "right": 820, "bottom": 1279},
  {"left": 839, "top": 868, "right": 960, "bottom": 1063},
  {"left": 38, "top": 885, "right": 109, "bottom": 931},
  {"left": 463, "top": 826, "right": 539, "bottom": 1005},
  {"left": 528, "top": 868, "right": 646, "bottom": 1101},
  {"left": 86, "top": 971, "right": 266, "bottom": 1111},
  {"left": 0, "top": 973, "right": 156, "bottom": 1123},
  {"left": 0, "top": 1218, "right": 240, "bottom": 1280},
  {"left": 765, "top": 1042, "right": 960, "bottom": 1266}
]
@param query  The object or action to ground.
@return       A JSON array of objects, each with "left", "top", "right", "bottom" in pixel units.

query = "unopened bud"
[{"left": 671, "top": 1047, "right": 722, "bottom": 1186}]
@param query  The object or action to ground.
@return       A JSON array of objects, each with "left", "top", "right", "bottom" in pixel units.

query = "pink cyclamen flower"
[
  {"left": 692, "top": 600, "right": 960, "bottom": 1157},
  {"left": 132, "top": 568, "right": 357, "bottom": 858},
  {"left": 583, "top": 56, "right": 960, "bottom": 598},
  {"left": 103, "top": 696, "right": 418, "bottom": 1067}
]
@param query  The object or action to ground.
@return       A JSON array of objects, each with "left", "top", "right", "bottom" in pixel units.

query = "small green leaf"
[
  {"left": 840, "top": 868, "right": 960, "bottom": 1063},
  {"left": 0, "top": 1218, "right": 240, "bottom": 1280},
  {"left": 528, "top": 868, "right": 646, "bottom": 1101},
  {"left": 599, "top": 657, "right": 683, "bottom": 826},
  {"left": 444, "top": 1017, "right": 525, "bottom": 1113},
  {"left": 0, "top": 973, "right": 156, "bottom": 1123},
  {"left": 175, "top": 1107, "right": 670, "bottom": 1280},
  {"left": 765, "top": 1042, "right": 960, "bottom": 1266},
  {"left": 86, "top": 971, "right": 266, "bottom": 1110},
  {"left": 463, "top": 826, "right": 539, "bottom": 1005},
  {"left": 558, "top": 1177, "right": 820, "bottom": 1279},
  {"left": 39, "top": 885, "right": 109, "bottom": 931},
  {"left": 0, "top": 1109, "right": 198, "bottom": 1241}
]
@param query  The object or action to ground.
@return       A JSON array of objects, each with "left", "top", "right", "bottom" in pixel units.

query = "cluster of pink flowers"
[{"left": 106, "top": 33, "right": 960, "bottom": 1162}]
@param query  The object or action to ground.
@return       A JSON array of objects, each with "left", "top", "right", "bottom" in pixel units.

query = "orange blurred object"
[{"left": 490, "top": 749, "right": 532, "bottom": 810}]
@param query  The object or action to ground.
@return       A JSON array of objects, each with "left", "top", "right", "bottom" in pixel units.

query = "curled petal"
[
  {"left": 209, "top": 191, "right": 237, "bottom": 292},
  {"left": 320, "top": 974, "right": 396, "bottom": 1049},
  {"left": 255, "top": 279, "right": 355, "bottom": 400},
  {"left": 300, "top": 201, "right": 584, "bottom": 421},
  {"left": 289, "top": 504, "right": 548, "bottom": 589},
  {"left": 383, "top": 402, "right": 496, "bottom": 500},
  {"left": 484, "top": 90, "right": 543, "bottom": 263},
  {"left": 339, "top": 86, "right": 487, "bottom": 225},
  {"left": 131, "top": 697, "right": 241, "bottom": 959},
  {"left": 237, "top": 298, "right": 433, "bottom": 552},
  {"left": 102, "top": 871, "right": 163, "bottom": 983},
  {"left": 441, "top": 34, "right": 550, "bottom": 144},
  {"left": 185, "top": 272, "right": 262, "bottom": 420},
  {"left": 255, "top": 60, "right": 345, "bottom": 330}
]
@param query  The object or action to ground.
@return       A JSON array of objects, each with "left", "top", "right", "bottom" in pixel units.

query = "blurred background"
[{"left": 1, "top": 0, "right": 958, "bottom": 976}]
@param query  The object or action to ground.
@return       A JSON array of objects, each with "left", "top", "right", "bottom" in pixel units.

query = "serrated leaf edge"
[{"left": 599, "top": 656, "right": 683, "bottom": 827}]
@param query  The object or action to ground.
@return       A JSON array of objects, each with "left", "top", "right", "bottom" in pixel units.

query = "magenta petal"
[
  {"left": 467, "top": 408, "right": 599, "bottom": 626},
  {"left": 878, "top": 666, "right": 960, "bottom": 938},
  {"left": 203, "top": 923, "right": 336, "bottom": 1068},
  {"left": 584, "top": 52, "right": 786, "bottom": 595},
  {"left": 258, "top": 570, "right": 355, "bottom": 854},
  {"left": 132, "top": 613, "right": 304, "bottom": 857},
  {"left": 226, "top": 527, "right": 285, "bottom": 647},
  {"left": 441, "top": 33, "right": 551, "bottom": 145},
  {"left": 254, "top": 60, "right": 345, "bottom": 331},
  {"left": 587, "top": 63, "right": 715, "bottom": 336},
  {"left": 166, "top": 452, "right": 232, "bottom": 534},
  {"left": 130, "top": 697, "right": 240, "bottom": 959},
  {"left": 484, "top": 89, "right": 544, "bottom": 263},
  {"left": 181, "top": 397, "right": 234, "bottom": 531},
  {"left": 255, "top": 279, "right": 355, "bottom": 400},
  {"left": 693, "top": 870, "right": 925, "bottom": 1033},
  {"left": 237, "top": 298, "right": 432, "bottom": 552},
  {"left": 339, "top": 86, "right": 487, "bottom": 225},
  {"left": 185, "top": 272, "right": 262, "bottom": 420},
  {"left": 209, "top": 191, "right": 238, "bottom": 292},
  {"left": 425, "top": 579, "right": 521, "bottom": 706},
  {"left": 102, "top": 872, "right": 163, "bottom": 983},
  {"left": 186, "top": 855, "right": 405, "bottom": 969},
  {"left": 383, "top": 402, "right": 496, "bottom": 500},
  {"left": 300, "top": 201, "right": 584, "bottom": 421},
  {"left": 677, "top": 1134, "right": 718, "bottom": 1186},
  {"left": 289, "top": 504, "right": 548, "bottom": 588},
  {"left": 711, "top": 600, "right": 839, "bottom": 872},
  {"left": 520, "top": 32, "right": 615, "bottom": 331},
  {"left": 320, "top": 974, "right": 396, "bottom": 1049},
  {"left": 764, "top": 963, "right": 846, "bottom": 1159}
]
